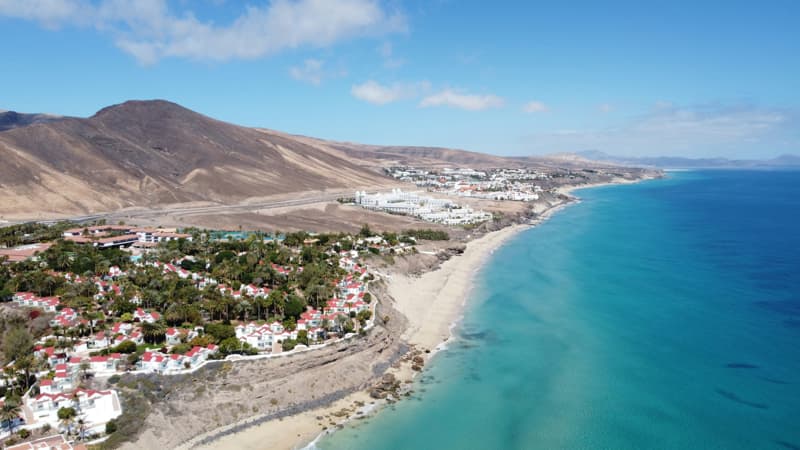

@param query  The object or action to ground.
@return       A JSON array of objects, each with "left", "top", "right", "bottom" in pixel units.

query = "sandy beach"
[
  {"left": 191, "top": 390, "right": 376, "bottom": 450},
  {"left": 387, "top": 224, "right": 529, "bottom": 352},
  {"left": 556, "top": 177, "right": 642, "bottom": 197}
]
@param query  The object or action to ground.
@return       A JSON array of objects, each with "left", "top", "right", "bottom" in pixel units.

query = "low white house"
[
  {"left": 27, "top": 388, "right": 122, "bottom": 433},
  {"left": 235, "top": 322, "right": 297, "bottom": 351},
  {"left": 133, "top": 308, "right": 161, "bottom": 323},
  {"left": 138, "top": 345, "right": 218, "bottom": 373}
]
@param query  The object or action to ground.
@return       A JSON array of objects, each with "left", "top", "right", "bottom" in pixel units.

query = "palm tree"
[
  {"left": 334, "top": 315, "right": 348, "bottom": 334},
  {"left": 95, "top": 259, "right": 111, "bottom": 277},
  {"left": 14, "top": 354, "right": 34, "bottom": 391},
  {"left": 203, "top": 295, "right": 225, "bottom": 321},
  {"left": 52, "top": 325, "right": 63, "bottom": 347},
  {"left": 44, "top": 274, "right": 58, "bottom": 296},
  {"left": 2, "top": 367, "right": 17, "bottom": 393},
  {"left": 54, "top": 251, "right": 71, "bottom": 271},
  {"left": 141, "top": 321, "right": 166, "bottom": 345},
  {"left": 77, "top": 417, "right": 87, "bottom": 440},
  {"left": 0, "top": 401, "right": 21, "bottom": 434},
  {"left": 267, "top": 291, "right": 284, "bottom": 319},
  {"left": 79, "top": 361, "right": 91, "bottom": 382},
  {"left": 255, "top": 295, "right": 270, "bottom": 321},
  {"left": 58, "top": 407, "right": 76, "bottom": 434}
]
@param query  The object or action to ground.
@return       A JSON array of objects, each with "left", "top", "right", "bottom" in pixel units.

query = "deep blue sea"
[{"left": 316, "top": 170, "right": 800, "bottom": 450}]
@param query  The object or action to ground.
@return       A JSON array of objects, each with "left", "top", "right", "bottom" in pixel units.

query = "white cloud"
[
  {"left": 0, "top": 0, "right": 407, "bottom": 64},
  {"left": 0, "top": 0, "right": 92, "bottom": 27},
  {"left": 350, "top": 82, "right": 503, "bottom": 112},
  {"left": 350, "top": 80, "right": 426, "bottom": 105},
  {"left": 523, "top": 101, "right": 548, "bottom": 113},
  {"left": 289, "top": 59, "right": 324, "bottom": 85},
  {"left": 420, "top": 89, "right": 504, "bottom": 111},
  {"left": 522, "top": 103, "right": 799, "bottom": 158}
]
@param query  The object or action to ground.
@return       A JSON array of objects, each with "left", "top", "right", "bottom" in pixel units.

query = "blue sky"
[{"left": 1, "top": 0, "right": 798, "bottom": 158}]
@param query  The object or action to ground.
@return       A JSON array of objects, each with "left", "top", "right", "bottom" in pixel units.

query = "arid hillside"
[
  {"left": 269, "top": 131, "right": 626, "bottom": 170},
  {"left": 0, "top": 99, "right": 650, "bottom": 222},
  {"left": 0, "top": 100, "right": 396, "bottom": 219}
]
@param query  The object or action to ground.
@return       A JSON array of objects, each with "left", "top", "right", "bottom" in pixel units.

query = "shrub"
[
  {"left": 170, "top": 343, "right": 192, "bottom": 355},
  {"left": 284, "top": 296, "right": 305, "bottom": 319},
  {"left": 357, "top": 310, "right": 372, "bottom": 325},
  {"left": 402, "top": 229, "right": 449, "bottom": 241},
  {"left": 218, "top": 337, "right": 255, "bottom": 355},
  {"left": 114, "top": 340, "right": 137, "bottom": 354},
  {"left": 18, "top": 429, "right": 30, "bottom": 438},
  {"left": 107, "top": 374, "right": 121, "bottom": 385},
  {"left": 105, "top": 420, "right": 118, "bottom": 434},
  {"left": 281, "top": 339, "right": 297, "bottom": 351},
  {"left": 188, "top": 334, "right": 215, "bottom": 347},
  {"left": 205, "top": 323, "right": 235, "bottom": 342},
  {"left": 57, "top": 407, "right": 76, "bottom": 420},
  {"left": 297, "top": 329, "right": 308, "bottom": 345},
  {"left": 127, "top": 353, "right": 140, "bottom": 365}
]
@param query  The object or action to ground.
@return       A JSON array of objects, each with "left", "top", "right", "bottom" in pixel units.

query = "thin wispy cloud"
[
  {"left": 289, "top": 59, "right": 345, "bottom": 85},
  {"left": 420, "top": 89, "right": 504, "bottom": 111},
  {"left": 0, "top": 0, "right": 407, "bottom": 64},
  {"left": 351, "top": 80, "right": 428, "bottom": 105},
  {"left": 523, "top": 101, "right": 549, "bottom": 113},
  {"left": 351, "top": 81, "right": 504, "bottom": 111},
  {"left": 522, "top": 103, "right": 799, "bottom": 158}
]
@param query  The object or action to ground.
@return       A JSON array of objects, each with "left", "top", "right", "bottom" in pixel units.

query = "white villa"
[
  {"left": 26, "top": 388, "right": 122, "bottom": 434},
  {"left": 235, "top": 322, "right": 298, "bottom": 351},
  {"left": 138, "top": 344, "right": 218, "bottom": 373}
]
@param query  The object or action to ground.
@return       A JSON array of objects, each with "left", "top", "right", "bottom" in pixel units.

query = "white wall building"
[{"left": 26, "top": 388, "right": 122, "bottom": 434}]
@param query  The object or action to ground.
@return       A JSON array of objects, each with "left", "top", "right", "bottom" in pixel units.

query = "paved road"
[
  {"left": 105, "top": 193, "right": 346, "bottom": 220},
  {"left": 1, "top": 192, "right": 351, "bottom": 228}
]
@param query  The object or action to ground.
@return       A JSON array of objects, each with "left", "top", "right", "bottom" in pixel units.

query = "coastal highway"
[
  {"left": 104, "top": 193, "right": 347, "bottom": 221},
  {"left": 0, "top": 190, "right": 365, "bottom": 228}
]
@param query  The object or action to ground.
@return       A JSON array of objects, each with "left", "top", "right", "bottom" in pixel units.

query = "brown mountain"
[
  {"left": 0, "top": 99, "right": 646, "bottom": 221},
  {"left": 0, "top": 100, "right": 397, "bottom": 218},
  {"left": 0, "top": 110, "right": 61, "bottom": 132}
]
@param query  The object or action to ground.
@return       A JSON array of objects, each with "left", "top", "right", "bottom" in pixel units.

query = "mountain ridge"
[
  {"left": 0, "top": 99, "right": 649, "bottom": 220},
  {"left": 0, "top": 100, "right": 397, "bottom": 218},
  {"left": 571, "top": 150, "right": 800, "bottom": 169}
]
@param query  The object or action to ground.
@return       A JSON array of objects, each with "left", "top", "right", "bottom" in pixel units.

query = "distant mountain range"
[{"left": 572, "top": 150, "right": 800, "bottom": 169}]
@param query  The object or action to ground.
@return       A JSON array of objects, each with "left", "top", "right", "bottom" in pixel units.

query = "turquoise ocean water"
[{"left": 316, "top": 170, "right": 800, "bottom": 450}]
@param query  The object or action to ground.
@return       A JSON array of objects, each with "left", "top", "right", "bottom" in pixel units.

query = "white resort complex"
[{"left": 354, "top": 189, "right": 492, "bottom": 225}]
